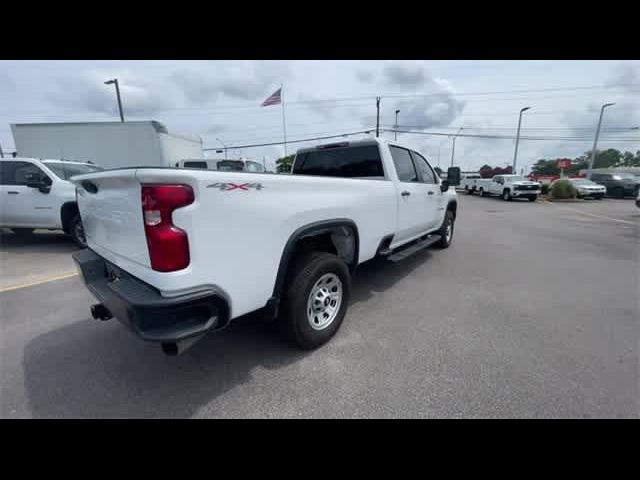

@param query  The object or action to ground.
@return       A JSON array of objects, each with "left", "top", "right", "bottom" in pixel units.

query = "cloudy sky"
[{"left": 1, "top": 60, "right": 639, "bottom": 172}]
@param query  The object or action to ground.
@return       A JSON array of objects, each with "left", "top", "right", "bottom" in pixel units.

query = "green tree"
[{"left": 276, "top": 154, "right": 295, "bottom": 173}]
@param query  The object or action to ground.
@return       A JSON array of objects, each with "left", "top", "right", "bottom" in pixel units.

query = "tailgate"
[{"left": 73, "top": 169, "right": 150, "bottom": 268}]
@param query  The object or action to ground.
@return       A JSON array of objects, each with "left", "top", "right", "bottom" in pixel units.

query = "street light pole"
[
  {"left": 588, "top": 103, "right": 615, "bottom": 172},
  {"left": 394, "top": 109, "right": 400, "bottom": 141},
  {"left": 512, "top": 106, "right": 530, "bottom": 174},
  {"left": 104, "top": 79, "right": 125, "bottom": 122},
  {"left": 216, "top": 138, "right": 227, "bottom": 160},
  {"left": 450, "top": 126, "right": 463, "bottom": 167}
]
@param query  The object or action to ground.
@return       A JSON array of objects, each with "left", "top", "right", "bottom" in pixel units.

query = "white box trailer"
[{"left": 10, "top": 121, "right": 204, "bottom": 169}]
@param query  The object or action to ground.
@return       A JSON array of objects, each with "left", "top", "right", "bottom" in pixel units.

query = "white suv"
[{"left": 0, "top": 158, "right": 103, "bottom": 246}]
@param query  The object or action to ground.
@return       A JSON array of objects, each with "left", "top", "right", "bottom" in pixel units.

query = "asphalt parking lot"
[{"left": 0, "top": 196, "right": 638, "bottom": 418}]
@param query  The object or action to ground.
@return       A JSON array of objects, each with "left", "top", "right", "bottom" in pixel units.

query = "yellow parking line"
[
  {"left": 0, "top": 272, "right": 79, "bottom": 293},
  {"left": 551, "top": 204, "right": 636, "bottom": 225}
]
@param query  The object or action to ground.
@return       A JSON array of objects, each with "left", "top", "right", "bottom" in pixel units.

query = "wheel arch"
[
  {"left": 60, "top": 201, "right": 79, "bottom": 233},
  {"left": 266, "top": 219, "right": 359, "bottom": 318}
]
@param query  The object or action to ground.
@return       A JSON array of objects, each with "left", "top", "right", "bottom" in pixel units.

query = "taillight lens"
[{"left": 141, "top": 184, "right": 194, "bottom": 272}]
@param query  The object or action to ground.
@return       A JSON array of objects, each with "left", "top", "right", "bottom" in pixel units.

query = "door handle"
[
  {"left": 401, "top": 191, "right": 411, "bottom": 197},
  {"left": 7, "top": 191, "right": 19, "bottom": 194},
  {"left": 427, "top": 191, "right": 434, "bottom": 195}
]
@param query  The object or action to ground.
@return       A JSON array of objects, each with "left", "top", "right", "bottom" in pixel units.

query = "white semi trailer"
[{"left": 11, "top": 121, "right": 204, "bottom": 170}]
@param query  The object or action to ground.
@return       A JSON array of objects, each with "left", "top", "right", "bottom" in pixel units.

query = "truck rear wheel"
[{"left": 280, "top": 252, "right": 351, "bottom": 349}]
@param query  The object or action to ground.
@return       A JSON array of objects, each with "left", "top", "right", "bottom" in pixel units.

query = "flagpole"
[{"left": 281, "top": 83, "right": 287, "bottom": 156}]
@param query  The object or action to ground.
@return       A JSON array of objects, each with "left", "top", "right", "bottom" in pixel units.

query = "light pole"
[
  {"left": 450, "top": 126, "right": 463, "bottom": 167},
  {"left": 588, "top": 103, "right": 615, "bottom": 172},
  {"left": 394, "top": 109, "right": 400, "bottom": 141},
  {"left": 512, "top": 106, "right": 530, "bottom": 174},
  {"left": 104, "top": 79, "right": 124, "bottom": 122},
  {"left": 216, "top": 138, "right": 227, "bottom": 160}
]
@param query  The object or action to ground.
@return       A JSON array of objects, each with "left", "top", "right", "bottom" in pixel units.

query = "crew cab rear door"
[{"left": 389, "top": 145, "right": 430, "bottom": 243}]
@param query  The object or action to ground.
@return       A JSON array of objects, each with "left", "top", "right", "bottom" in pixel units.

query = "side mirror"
[
  {"left": 25, "top": 179, "right": 50, "bottom": 194},
  {"left": 440, "top": 180, "right": 450, "bottom": 192},
  {"left": 446, "top": 166, "right": 460, "bottom": 186}
]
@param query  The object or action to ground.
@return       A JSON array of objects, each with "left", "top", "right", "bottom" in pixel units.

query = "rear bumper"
[{"left": 72, "top": 249, "right": 228, "bottom": 343}]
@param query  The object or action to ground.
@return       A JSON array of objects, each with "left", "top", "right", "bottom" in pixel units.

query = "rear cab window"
[
  {"left": 183, "top": 161, "right": 208, "bottom": 169},
  {"left": 292, "top": 144, "right": 385, "bottom": 179}
]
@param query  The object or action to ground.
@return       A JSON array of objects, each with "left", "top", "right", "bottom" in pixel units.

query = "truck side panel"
[{"left": 75, "top": 168, "right": 398, "bottom": 319}]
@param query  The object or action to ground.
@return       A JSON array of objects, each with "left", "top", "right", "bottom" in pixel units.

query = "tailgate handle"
[
  {"left": 427, "top": 191, "right": 434, "bottom": 195},
  {"left": 7, "top": 191, "right": 19, "bottom": 194}
]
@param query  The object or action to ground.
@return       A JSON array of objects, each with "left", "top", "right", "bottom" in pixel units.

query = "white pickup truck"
[
  {"left": 476, "top": 174, "right": 541, "bottom": 201},
  {"left": 0, "top": 157, "right": 103, "bottom": 246},
  {"left": 461, "top": 172, "right": 482, "bottom": 194},
  {"left": 71, "top": 138, "right": 460, "bottom": 355}
]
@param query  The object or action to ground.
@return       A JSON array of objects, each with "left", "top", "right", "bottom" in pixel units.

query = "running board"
[{"left": 386, "top": 234, "right": 441, "bottom": 262}]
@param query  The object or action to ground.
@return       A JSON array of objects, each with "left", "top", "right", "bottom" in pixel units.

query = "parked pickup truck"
[
  {"left": 476, "top": 174, "right": 541, "bottom": 201},
  {"left": 461, "top": 172, "right": 482, "bottom": 194},
  {"left": 0, "top": 157, "right": 103, "bottom": 246},
  {"left": 71, "top": 138, "right": 460, "bottom": 355}
]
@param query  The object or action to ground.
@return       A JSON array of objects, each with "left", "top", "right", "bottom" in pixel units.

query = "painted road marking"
[
  {"left": 545, "top": 202, "right": 636, "bottom": 225},
  {"left": 0, "top": 272, "right": 79, "bottom": 293}
]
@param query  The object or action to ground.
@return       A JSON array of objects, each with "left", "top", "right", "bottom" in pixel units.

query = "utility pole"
[
  {"left": 263, "top": 156, "right": 266, "bottom": 171},
  {"left": 588, "top": 103, "right": 615, "bottom": 172},
  {"left": 450, "top": 126, "right": 463, "bottom": 167},
  {"left": 512, "top": 106, "right": 531, "bottom": 174},
  {"left": 394, "top": 109, "right": 400, "bottom": 141},
  {"left": 104, "top": 78, "right": 125, "bottom": 122},
  {"left": 376, "top": 97, "right": 381, "bottom": 138},
  {"left": 0, "top": 141, "right": 4, "bottom": 158}
]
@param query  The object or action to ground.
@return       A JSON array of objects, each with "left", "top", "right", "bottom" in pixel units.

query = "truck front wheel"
[
  {"left": 280, "top": 252, "right": 351, "bottom": 349},
  {"left": 69, "top": 215, "right": 87, "bottom": 248},
  {"left": 502, "top": 189, "right": 512, "bottom": 201},
  {"left": 435, "top": 210, "right": 455, "bottom": 249}
]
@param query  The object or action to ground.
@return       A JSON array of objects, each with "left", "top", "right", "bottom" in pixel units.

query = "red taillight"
[{"left": 141, "top": 184, "right": 194, "bottom": 272}]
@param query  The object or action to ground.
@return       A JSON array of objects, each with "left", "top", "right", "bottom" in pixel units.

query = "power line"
[
  {"left": 384, "top": 129, "right": 640, "bottom": 142},
  {"left": 203, "top": 129, "right": 375, "bottom": 151}
]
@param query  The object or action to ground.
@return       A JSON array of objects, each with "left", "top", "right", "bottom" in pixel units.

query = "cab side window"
[
  {"left": 410, "top": 151, "right": 436, "bottom": 184},
  {"left": 0, "top": 161, "right": 50, "bottom": 186},
  {"left": 390, "top": 146, "right": 419, "bottom": 183}
]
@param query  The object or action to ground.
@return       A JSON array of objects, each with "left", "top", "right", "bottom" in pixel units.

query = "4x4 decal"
[{"left": 207, "top": 182, "right": 264, "bottom": 191}]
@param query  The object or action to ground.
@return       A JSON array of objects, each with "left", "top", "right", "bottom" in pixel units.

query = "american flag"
[{"left": 261, "top": 88, "right": 282, "bottom": 107}]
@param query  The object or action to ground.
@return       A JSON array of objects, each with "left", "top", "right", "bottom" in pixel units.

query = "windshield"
[
  {"left": 571, "top": 179, "right": 596, "bottom": 185},
  {"left": 44, "top": 162, "right": 103, "bottom": 180},
  {"left": 506, "top": 176, "right": 526, "bottom": 182}
]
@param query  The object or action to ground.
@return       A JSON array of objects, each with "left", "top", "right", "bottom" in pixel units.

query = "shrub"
[{"left": 550, "top": 179, "right": 576, "bottom": 199}]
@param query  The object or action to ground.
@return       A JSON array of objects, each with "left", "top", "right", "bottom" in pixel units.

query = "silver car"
[{"left": 552, "top": 178, "right": 606, "bottom": 199}]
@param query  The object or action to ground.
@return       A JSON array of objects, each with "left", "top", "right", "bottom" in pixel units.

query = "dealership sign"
[{"left": 557, "top": 159, "right": 572, "bottom": 169}]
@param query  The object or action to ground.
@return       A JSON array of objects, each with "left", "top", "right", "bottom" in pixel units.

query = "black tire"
[
  {"left": 279, "top": 252, "right": 351, "bottom": 349},
  {"left": 502, "top": 189, "right": 512, "bottom": 201},
  {"left": 479, "top": 188, "right": 485, "bottom": 197},
  {"left": 11, "top": 228, "right": 34, "bottom": 238},
  {"left": 435, "top": 210, "right": 455, "bottom": 249},
  {"left": 596, "top": 195, "right": 604, "bottom": 200},
  {"left": 69, "top": 214, "right": 87, "bottom": 248},
  {"left": 528, "top": 195, "right": 537, "bottom": 202}
]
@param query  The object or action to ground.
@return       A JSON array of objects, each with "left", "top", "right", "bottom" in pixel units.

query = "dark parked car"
[{"left": 589, "top": 173, "right": 640, "bottom": 198}]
